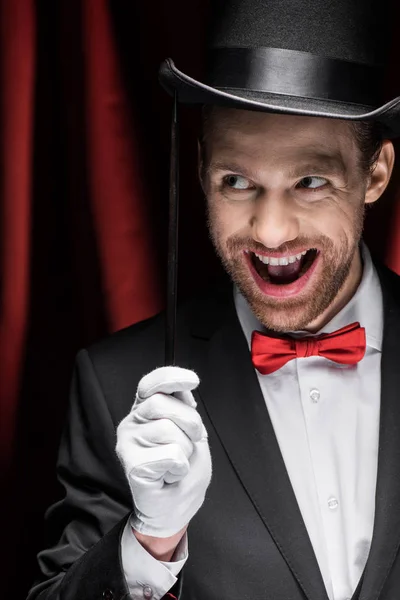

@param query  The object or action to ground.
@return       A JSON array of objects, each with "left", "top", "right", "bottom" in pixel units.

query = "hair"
[
  {"left": 200, "top": 104, "right": 384, "bottom": 177},
  {"left": 349, "top": 120, "right": 384, "bottom": 175}
]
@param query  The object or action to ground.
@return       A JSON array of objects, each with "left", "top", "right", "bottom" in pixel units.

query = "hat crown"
[
  {"left": 158, "top": 0, "right": 400, "bottom": 138},
  {"left": 208, "top": 0, "right": 392, "bottom": 66}
]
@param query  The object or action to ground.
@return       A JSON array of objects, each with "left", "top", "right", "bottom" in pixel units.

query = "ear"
[{"left": 365, "top": 140, "right": 395, "bottom": 205}]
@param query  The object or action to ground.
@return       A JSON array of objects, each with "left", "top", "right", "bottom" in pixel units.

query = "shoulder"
[
  {"left": 87, "top": 311, "right": 166, "bottom": 373},
  {"left": 79, "top": 277, "right": 233, "bottom": 419},
  {"left": 86, "top": 274, "right": 233, "bottom": 368}
]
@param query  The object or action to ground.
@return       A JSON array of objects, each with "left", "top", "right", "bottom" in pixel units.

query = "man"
[{"left": 28, "top": 0, "right": 400, "bottom": 599}]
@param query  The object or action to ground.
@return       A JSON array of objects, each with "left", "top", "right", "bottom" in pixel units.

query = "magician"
[{"left": 27, "top": 0, "right": 400, "bottom": 598}]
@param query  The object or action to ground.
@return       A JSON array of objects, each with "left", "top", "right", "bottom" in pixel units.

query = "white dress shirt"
[{"left": 121, "top": 242, "right": 382, "bottom": 600}]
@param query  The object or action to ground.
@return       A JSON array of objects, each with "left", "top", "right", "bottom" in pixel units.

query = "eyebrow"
[
  {"left": 206, "top": 150, "right": 347, "bottom": 180},
  {"left": 206, "top": 161, "right": 256, "bottom": 179},
  {"left": 287, "top": 151, "right": 347, "bottom": 179}
]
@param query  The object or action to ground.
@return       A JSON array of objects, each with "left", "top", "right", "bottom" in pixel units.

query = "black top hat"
[{"left": 159, "top": 0, "right": 400, "bottom": 137}]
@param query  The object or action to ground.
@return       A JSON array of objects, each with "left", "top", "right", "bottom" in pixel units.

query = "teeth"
[{"left": 254, "top": 250, "right": 310, "bottom": 266}]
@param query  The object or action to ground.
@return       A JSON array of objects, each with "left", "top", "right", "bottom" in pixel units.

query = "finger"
[
  {"left": 134, "top": 393, "right": 205, "bottom": 442},
  {"left": 164, "top": 469, "right": 187, "bottom": 484},
  {"left": 134, "top": 388, "right": 197, "bottom": 411},
  {"left": 129, "top": 418, "right": 194, "bottom": 461},
  {"left": 174, "top": 389, "right": 197, "bottom": 408},
  {"left": 167, "top": 439, "right": 212, "bottom": 492},
  {"left": 137, "top": 367, "right": 199, "bottom": 402},
  {"left": 129, "top": 443, "right": 190, "bottom": 484}
]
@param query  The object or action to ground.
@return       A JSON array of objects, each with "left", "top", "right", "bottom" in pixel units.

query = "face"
[{"left": 201, "top": 108, "right": 393, "bottom": 332}]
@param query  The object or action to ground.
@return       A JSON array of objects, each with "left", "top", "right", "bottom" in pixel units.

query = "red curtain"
[{"left": 0, "top": 1, "right": 399, "bottom": 597}]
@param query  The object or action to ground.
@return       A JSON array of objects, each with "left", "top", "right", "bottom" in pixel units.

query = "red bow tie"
[{"left": 251, "top": 322, "right": 366, "bottom": 375}]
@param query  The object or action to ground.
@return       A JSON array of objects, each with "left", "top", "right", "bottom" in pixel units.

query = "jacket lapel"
[
  {"left": 359, "top": 266, "right": 400, "bottom": 600},
  {"left": 187, "top": 282, "right": 329, "bottom": 600}
]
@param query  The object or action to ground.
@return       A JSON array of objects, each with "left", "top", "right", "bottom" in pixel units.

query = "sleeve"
[
  {"left": 27, "top": 349, "right": 182, "bottom": 600},
  {"left": 121, "top": 522, "right": 188, "bottom": 599}
]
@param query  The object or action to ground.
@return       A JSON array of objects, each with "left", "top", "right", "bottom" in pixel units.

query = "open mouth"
[{"left": 250, "top": 248, "right": 319, "bottom": 285}]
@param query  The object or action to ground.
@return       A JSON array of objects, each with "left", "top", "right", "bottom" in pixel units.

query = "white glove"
[{"left": 116, "top": 366, "right": 212, "bottom": 538}]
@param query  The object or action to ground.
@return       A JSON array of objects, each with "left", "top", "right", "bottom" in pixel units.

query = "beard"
[{"left": 208, "top": 208, "right": 365, "bottom": 332}]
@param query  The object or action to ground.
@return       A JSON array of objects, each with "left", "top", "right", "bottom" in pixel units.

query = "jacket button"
[{"left": 103, "top": 590, "right": 114, "bottom": 600}]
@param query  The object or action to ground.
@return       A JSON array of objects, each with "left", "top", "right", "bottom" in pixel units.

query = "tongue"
[{"left": 267, "top": 259, "right": 303, "bottom": 284}]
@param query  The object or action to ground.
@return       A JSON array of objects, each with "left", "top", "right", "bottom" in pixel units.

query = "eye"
[
  {"left": 298, "top": 176, "right": 328, "bottom": 189},
  {"left": 224, "top": 175, "right": 252, "bottom": 190}
]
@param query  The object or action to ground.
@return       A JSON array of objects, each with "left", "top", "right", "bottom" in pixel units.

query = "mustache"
[{"left": 225, "top": 235, "right": 335, "bottom": 255}]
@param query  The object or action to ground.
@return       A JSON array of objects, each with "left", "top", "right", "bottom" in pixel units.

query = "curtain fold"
[
  {"left": 82, "top": 0, "right": 162, "bottom": 331},
  {"left": 0, "top": 0, "right": 36, "bottom": 474}
]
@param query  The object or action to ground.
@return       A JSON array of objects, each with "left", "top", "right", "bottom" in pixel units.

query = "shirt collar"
[{"left": 234, "top": 242, "right": 383, "bottom": 352}]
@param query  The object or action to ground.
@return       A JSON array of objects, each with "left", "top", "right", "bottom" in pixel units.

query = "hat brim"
[{"left": 159, "top": 59, "right": 400, "bottom": 138}]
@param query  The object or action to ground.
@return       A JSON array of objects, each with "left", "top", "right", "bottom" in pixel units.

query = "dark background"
[{"left": 1, "top": 1, "right": 400, "bottom": 598}]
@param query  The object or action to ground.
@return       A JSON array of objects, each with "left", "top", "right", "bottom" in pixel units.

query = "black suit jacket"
[{"left": 28, "top": 265, "right": 400, "bottom": 600}]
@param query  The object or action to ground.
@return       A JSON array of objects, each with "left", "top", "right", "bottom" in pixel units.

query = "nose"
[{"left": 251, "top": 191, "right": 299, "bottom": 249}]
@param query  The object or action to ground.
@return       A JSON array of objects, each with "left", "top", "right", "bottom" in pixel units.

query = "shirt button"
[
  {"left": 309, "top": 388, "right": 320, "bottom": 403},
  {"left": 143, "top": 586, "right": 153, "bottom": 599},
  {"left": 328, "top": 497, "right": 339, "bottom": 510}
]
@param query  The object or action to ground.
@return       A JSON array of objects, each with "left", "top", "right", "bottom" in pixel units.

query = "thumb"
[{"left": 137, "top": 366, "right": 199, "bottom": 406}]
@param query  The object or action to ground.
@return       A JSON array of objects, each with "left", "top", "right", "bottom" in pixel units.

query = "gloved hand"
[{"left": 116, "top": 366, "right": 212, "bottom": 538}]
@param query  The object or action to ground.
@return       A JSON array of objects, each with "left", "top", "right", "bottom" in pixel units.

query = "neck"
[{"left": 303, "top": 247, "right": 363, "bottom": 333}]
